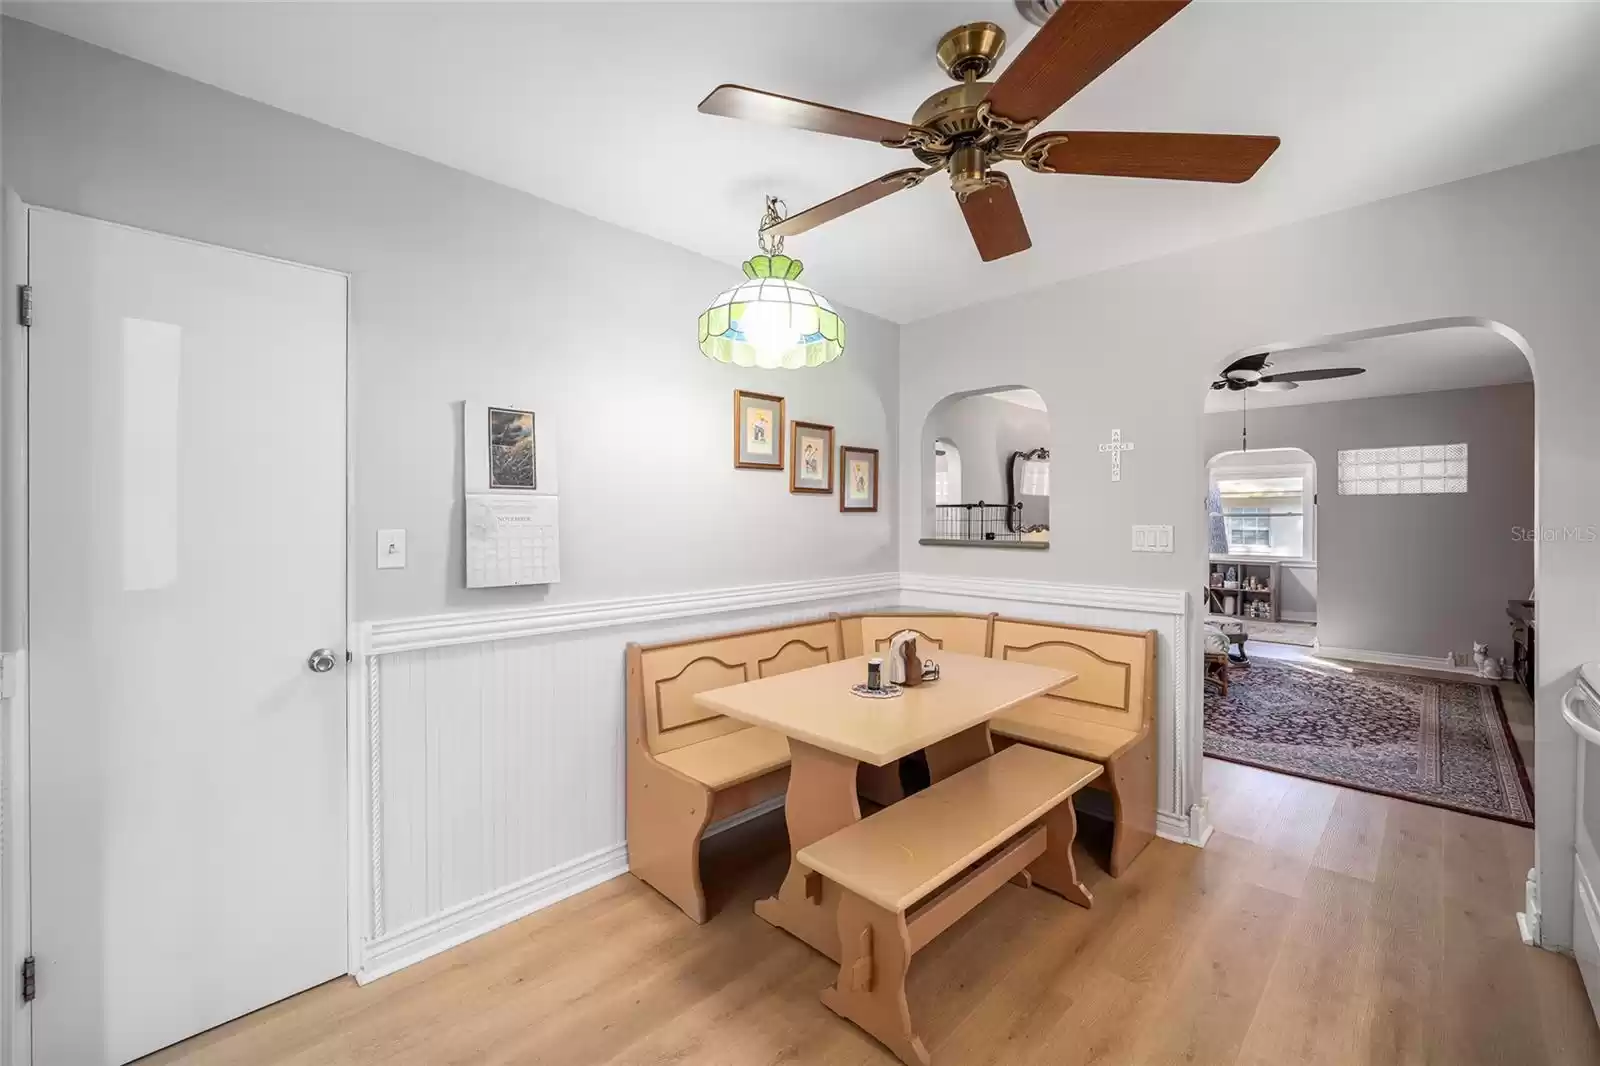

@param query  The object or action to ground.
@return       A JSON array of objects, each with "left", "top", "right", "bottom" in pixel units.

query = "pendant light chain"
[{"left": 758, "top": 196, "right": 787, "bottom": 256}]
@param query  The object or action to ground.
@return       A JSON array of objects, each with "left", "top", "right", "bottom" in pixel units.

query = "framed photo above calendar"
[{"left": 461, "top": 400, "right": 560, "bottom": 587}]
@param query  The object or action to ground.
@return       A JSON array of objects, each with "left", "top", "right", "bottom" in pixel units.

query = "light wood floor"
[{"left": 144, "top": 759, "right": 1599, "bottom": 1066}]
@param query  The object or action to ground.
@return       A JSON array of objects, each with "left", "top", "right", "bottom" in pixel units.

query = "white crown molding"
[
  {"left": 900, "top": 572, "right": 1187, "bottom": 617},
  {"left": 1312, "top": 645, "right": 1480, "bottom": 677},
  {"left": 363, "top": 572, "right": 900, "bottom": 655},
  {"left": 356, "top": 842, "right": 628, "bottom": 985}
]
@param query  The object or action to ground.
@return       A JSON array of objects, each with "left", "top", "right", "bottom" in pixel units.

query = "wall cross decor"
[{"left": 1098, "top": 428, "right": 1135, "bottom": 482}]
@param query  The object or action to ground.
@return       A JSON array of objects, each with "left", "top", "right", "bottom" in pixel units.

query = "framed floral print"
[
  {"left": 733, "top": 389, "right": 785, "bottom": 470},
  {"left": 789, "top": 421, "right": 835, "bottom": 494},
  {"left": 839, "top": 445, "right": 879, "bottom": 513}
]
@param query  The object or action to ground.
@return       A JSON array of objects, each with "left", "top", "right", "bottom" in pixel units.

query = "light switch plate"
[
  {"left": 377, "top": 529, "right": 407, "bottom": 569},
  {"left": 1132, "top": 525, "right": 1174, "bottom": 553}
]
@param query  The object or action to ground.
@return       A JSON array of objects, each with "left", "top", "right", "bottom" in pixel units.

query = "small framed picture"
[
  {"left": 790, "top": 421, "right": 835, "bottom": 494},
  {"left": 734, "top": 389, "right": 785, "bottom": 470},
  {"left": 487, "top": 406, "right": 537, "bottom": 490},
  {"left": 839, "top": 445, "right": 879, "bottom": 513},
  {"left": 463, "top": 399, "right": 556, "bottom": 496}
]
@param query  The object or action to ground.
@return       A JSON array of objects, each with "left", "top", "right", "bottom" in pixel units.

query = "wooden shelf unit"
[{"left": 1205, "top": 559, "right": 1279, "bottom": 622}]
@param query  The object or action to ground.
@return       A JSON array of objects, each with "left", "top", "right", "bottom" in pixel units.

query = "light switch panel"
[
  {"left": 377, "top": 529, "right": 407, "bottom": 569},
  {"left": 1131, "top": 525, "right": 1174, "bottom": 553}
]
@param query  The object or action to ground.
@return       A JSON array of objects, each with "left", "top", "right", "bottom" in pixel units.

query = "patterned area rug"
[{"left": 1205, "top": 657, "right": 1533, "bottom": 825}]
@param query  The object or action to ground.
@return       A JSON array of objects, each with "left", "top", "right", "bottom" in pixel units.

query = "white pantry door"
[{"left": 27, "top": 210, "right": 348, "bottom": 1065}]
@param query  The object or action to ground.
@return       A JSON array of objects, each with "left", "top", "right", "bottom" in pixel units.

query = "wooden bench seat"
[
  {"left": 627, "top": 618, "right": 843, "bottom": 922},
  {"left": 654, "top": 725, "right": 791, "bottom": 790},
  {"left": 986, "top": 708, "right": 1140, "bottom": 763},
  {"left": 799, "top": 744, "right": 1102, "bottom": 1066},
  {"left": 987, "top": 617, "right": 1159, "bottom": 876}
]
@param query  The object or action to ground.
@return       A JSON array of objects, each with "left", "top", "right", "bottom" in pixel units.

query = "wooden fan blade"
[
  {"left": 959, "top": 177, "right": 1032, "bottom": 262},
  {"left": 1025, "top": 131, "right": 1280, "bottom": 183},
  {"left": 698, "top": 84, "right": 916, "bottom": 145},
  {"left": 762, "top": 168, "right": 931, "bottom": 238},
  {"left": 1263, "top": 367, "right": 1366, "bottom": 383},
  {"left": 984, "top": 1, "right": 1190, "bottom": 127}
]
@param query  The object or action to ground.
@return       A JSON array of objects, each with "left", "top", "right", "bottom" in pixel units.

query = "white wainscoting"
[
  {"left": 349, "top": 570, "right": 1204, "bottom": 983},
  {"left": 350, "top": 573, "right": 898, "bottom": 983},
  {"left": 898, "top": 573, "right": 1208, "bottom": 847}
]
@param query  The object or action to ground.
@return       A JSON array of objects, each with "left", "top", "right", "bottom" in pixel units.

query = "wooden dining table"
[{"left": 693, "top": 651, "right": 1075, "bottom": 962}]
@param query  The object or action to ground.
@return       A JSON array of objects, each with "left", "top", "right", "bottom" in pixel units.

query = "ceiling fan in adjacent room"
[
  {"left": 696, "top": 0, "right": 1280, "bottom": 262},
  {"left": 1210, "top": 352, "right": 1367, "bottom": 395}
]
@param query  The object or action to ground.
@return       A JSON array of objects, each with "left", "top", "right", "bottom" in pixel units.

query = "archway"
[
  {"left": 920, "top": 387, "right": 1051, "bottom": 546},
  {"left": 1197, "top": 319, "right": 1537, "bottom": 841}
]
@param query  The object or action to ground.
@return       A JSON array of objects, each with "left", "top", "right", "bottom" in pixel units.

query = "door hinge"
[
  {"left": 17, "top": 285, "right": 32, "bottom": 328},
  {"left": 21, "top": 956, "right": 35, "bottom": 1003}
]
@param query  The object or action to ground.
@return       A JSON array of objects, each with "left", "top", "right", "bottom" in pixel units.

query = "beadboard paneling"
[{"left": 353, "top": 580, "right": 897, "bottom": 980}]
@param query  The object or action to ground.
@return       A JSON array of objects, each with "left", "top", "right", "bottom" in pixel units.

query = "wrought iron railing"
[{"left": 931, "top": 502, "right": 1025, "bottom": 542}]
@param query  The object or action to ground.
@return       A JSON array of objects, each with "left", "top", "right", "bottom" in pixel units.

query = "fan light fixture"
[{"left": 698, "top": 197, "right": 845, "bottom": 370}]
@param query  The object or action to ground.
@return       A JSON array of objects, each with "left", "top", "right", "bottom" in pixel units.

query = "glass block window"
[{"left": 1337, "top": 443, "right": 1467, "bottom": 495}]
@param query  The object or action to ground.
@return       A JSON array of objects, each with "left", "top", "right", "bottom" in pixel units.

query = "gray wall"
[
  {"left": 924, "top": 394, "right": 1050, "bottom": 529},
  {"left": 897, "top": 144, "right": 1600, "bottom": 948},
  {"left": 1, "top": 19, "right": 900, "bottom": 622},
  {"left": 1205, "top": 384, "right": 1534, "bottom": 662}
]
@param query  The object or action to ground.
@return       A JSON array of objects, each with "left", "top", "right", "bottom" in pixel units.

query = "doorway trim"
[{"left": 0, "top": 198, "right": 356, "bottom": 1066}]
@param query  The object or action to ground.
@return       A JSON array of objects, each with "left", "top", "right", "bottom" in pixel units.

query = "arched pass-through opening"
[
  {"left": 919, "top": 387, "right": 1050, "bottom": 548},
  {"left": 1196, "top": 317, "right": 1539, "bottom": 854}
]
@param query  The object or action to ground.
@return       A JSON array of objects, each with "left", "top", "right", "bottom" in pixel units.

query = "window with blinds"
[
  {"left": 1337, "top": 443, "right": 1467, "bottom": 495},
  {"left": 1215, "top": 475, "right": 1305, "bottom": 557}
]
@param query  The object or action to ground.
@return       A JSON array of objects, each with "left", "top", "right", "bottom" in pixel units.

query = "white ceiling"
[
  {"left": 1202, "top": 325, "right": 1531, "bottom": 413},
  {"left": 16, "top": 1, "right": 1600, "bottom": 324}
]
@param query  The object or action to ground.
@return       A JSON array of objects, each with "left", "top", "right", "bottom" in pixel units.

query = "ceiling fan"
[
  {"left": 1210, "top": 352, "right": 1367, "bottom": 394},
  {"left": 697, "top": 1, "right": 1280, "bottom": 263}
]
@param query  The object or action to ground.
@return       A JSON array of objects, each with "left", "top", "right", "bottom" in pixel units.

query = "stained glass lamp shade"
[{"left": 698, "top": 254, "right": 845, "bottom": 370}]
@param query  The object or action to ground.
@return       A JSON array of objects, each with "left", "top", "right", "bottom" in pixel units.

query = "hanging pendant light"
[{"left": 698, "top": 196, "right": 845, "bottom": 369}]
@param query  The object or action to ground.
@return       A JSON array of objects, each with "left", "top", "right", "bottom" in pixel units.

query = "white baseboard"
[
  {"left": 1158, "top": 802, "right": 1214, "bottom": 848},
  {"left": 1279, "top": 611, "right": 1318, "bottom": 624},
  {"left": 1313, "top": 645, "right": 1480, "bottom": 676},
  {"left": 355, "top": 843, "right": 628, "bottom": 985}
]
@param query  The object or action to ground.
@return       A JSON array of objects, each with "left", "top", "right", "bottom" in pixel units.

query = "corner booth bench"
[{"left": 625, "top": 610, "right": 1158, "bottom": 924}]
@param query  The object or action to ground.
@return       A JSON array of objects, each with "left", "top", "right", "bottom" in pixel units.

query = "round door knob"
[{"left": 307, "top": 648, "right": 338, "bottom": 673}]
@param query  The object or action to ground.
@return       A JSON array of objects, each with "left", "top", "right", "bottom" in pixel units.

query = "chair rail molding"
[{"left": 363, "top": 572, "right": 901, "bottom": 655}]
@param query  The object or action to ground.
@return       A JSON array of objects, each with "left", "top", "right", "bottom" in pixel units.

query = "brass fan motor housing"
[
  {"left": 912, "top": 24, "right": 1027, "bottom": 167},
  {"left": 935, "top": 22, "right": 1007, "bottom": 81}
]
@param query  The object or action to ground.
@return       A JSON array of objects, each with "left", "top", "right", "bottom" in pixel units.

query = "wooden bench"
[
  {"left": 987, "top": 618, "right": 1158, "bottom": 876},
  {"left": 836, "top": 611, "right": 995, "bottom": 659},
  {"left": 626, "top": 618, "right": 843, "bottom": 922},
  {"left": 798, "top": 744, "right": 1103, "bottom": 1066}
]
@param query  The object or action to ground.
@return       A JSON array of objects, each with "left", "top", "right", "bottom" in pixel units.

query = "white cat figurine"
[{"left": 1473, "top": 642, "right": 1502, "bottom": 679}]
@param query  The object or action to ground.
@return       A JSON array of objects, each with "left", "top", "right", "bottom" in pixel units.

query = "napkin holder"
[{"left": 887, "top": 630, "right": 923, "bottom": 687}]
